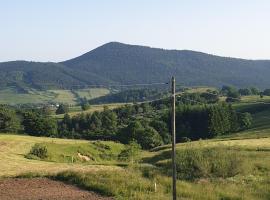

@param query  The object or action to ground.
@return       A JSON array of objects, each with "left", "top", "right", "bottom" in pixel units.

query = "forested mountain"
[{"left": 1, "top": 42, "right": 270, "bottom": 90}]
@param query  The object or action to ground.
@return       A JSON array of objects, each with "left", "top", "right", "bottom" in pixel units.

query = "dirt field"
[{"left": 0, "top": 178, "right": 113, "bottom": 200}]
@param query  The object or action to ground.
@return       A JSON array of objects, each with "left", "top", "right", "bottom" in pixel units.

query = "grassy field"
[
  {"left": 184, "top": 86, "right": 217, "bottom": 93},
  {"left": 0, "top": 88, "right": 56, "bottom": 104},
  {"left": 53, "top": 103, "right": 131, "bottom": 119},
  {"left": 1, "top": 131, "right": 269, "bottom": 199},
  {"left": 0, "top": 134, "right": 122, "bottom": 177},
  {"left": 74, "top": 88, "right": 110, "bottom": 100},
  {"left": 1, "top": 92, "right": 270, "bottom": 199},
  {"left": 0, "top": 87, "right": 110, "bottom": 105}
]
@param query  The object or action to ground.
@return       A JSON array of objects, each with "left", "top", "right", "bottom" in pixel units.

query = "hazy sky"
[{"left": 1, "top": 0, "right": 270, "bottom": 62}]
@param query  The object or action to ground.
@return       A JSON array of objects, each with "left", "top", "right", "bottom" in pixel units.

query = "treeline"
[
  {"left": 89, "top": 88, "right": 169, "bottom": 104},
  {"left": 56, "top": 102, "right": 252, "bottom": 147},
  {"left": 173, "top": 104, "right": 252, "bottom": 141},
  {"left": 0, "top": 101, "right": 252, "bottom": 149},
  {"left": 221, "top": 85, "right": 270, "bottom": 102},
  {"left": 87, "top": 85, "right": 267, "bottom": 108}
]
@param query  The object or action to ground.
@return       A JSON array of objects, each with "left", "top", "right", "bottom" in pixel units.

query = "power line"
[{"left": 41, "top": 82, "right": 169, "bottom": 88}]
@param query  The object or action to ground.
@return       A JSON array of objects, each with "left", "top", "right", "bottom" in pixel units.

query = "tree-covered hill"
[
  {"left": 1, "top": 42, "right": 270, "bottom": 90},
  {"left": 0, "top": 61, "right": 114, "bottom": 90}
]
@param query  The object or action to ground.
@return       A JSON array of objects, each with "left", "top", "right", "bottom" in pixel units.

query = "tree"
[
  {"left": 221, "top": 86, "right": 236, "bottom": 95},
  {"left": 238, "top": 88, "right": 252, "bottom": 96},
  {"left": 101, "top": 109, "right": 118, "bottom": 137},
  {"left": 150, "top": 119, "right": 171, "bottom": 144},
  {"left": 0, "top": 106, "right": 21, "bottom": 133},
  {"left": 263, "top": 89, "right": 270, "bottom": 96},
  {"left": 56, "top": 104, "right": 69, "bottom": 114},
  {"left": 250, "top": 87, "right": 260, "bottom": 95},
  {"left": 136, "top": 126, "right": 163, "bottom": 149},
  {"left": 118, "top": 120, "right": 143, "bottom": 143},
  {"left": 226, "top": 89, "right": 240, "bottom": 102},
  {"left": 81, "top": 102, "right": 91, "bottom": 111},
  {"left": 238, "top": 112, "right": 252, "bottom": 130},
  {"left": 118, "top": 140, "right": 141, "bottom": 163},
  {"left": 22, "top": 111, "right": 57, "bottom": 137}
]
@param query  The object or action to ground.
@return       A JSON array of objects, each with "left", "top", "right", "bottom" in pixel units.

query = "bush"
[
  {"left": 118, "top": 140, "right": 141, "bottom": 163},
  {"left": 173, "top": 146, "right": 245, "bottom": 180},
  {"left": 28, "top": 143, "right": 48, "bottom": 159},
  {"left": 56, "top": 104, "right": 69, "bottom": 114},
  {"left": 238, "top": 112, "right": 253, "bottom": 130},
  {"left": 81, "top": 103, "right": 91, "bottom": 111}
]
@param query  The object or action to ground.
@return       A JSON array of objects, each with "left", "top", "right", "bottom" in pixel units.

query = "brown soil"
[{"left": 0, "top": 178, "right": 113, "bottom": 200}]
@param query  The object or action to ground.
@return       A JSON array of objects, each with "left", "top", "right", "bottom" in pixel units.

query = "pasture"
[
  {"left": 0, "top": 87, "right": 110, "bottom": 105},
  {"left": 0, "top": 132, "right": 269, "bottom": 199},
  {"left": 0, "top": 134, "right": 121, "bottom": 177},
  {"left": 0, "top": 95, "right": 270, "bottom": 199}
]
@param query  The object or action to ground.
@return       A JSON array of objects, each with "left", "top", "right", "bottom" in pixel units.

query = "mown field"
[{"left": 0, "top": 87, "right": 110, "bottom": 105}]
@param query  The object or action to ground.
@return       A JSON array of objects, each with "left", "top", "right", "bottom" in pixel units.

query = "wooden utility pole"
[{"left": 171, "top": 76, "right": 177, "bottom": 200}]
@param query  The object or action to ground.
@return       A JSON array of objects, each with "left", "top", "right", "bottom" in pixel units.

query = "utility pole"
[{"left": 171, "top": 76, "right": 177, "bottom": 200}]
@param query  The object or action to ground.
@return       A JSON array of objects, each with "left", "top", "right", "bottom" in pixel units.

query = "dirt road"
[{"left": 0, "top": 178, "right": 113, "bottom": 200}]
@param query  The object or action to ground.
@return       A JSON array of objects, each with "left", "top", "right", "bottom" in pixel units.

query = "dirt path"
[{"left": 0, "top": 178, "right": 113, "bottom": 200}]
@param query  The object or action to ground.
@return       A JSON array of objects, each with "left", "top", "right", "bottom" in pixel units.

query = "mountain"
[{"left": 1, "top": 42, "right": 270, "bottom": 90}]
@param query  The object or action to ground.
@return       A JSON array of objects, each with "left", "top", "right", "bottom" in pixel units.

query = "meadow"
[
  {"left": 0, "top": 87, "right": 110, "bottom": 105},
  {"left": 0, "top": 93, "right": 270, "bottom": 199},
  {"left": 1, "top": 126, "right": 269, "bottom": 199}
]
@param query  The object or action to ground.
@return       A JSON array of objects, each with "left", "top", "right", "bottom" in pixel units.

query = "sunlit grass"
[{"left": 0, "top": 134, "right": 121, "bottom": 177}]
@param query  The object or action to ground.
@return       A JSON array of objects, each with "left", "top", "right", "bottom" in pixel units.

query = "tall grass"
[{"left": 173, "top": 146, "right": 248, "bottom": 180}]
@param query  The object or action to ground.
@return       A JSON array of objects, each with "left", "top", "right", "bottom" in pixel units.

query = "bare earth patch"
[{"left": 0, "top": 178, "right": 113, "bottom": 200}]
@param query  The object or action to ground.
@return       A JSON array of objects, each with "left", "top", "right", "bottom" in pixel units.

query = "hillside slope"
[
  {"left": 64, "top": 42, "right": 270, "bottom": 88},
  {"left": 1, "top": 42, "right": 270, "bottom": 90}
]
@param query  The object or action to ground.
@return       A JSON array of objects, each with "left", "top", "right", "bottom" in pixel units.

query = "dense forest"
[
  {"left": 0, "top": 95, "right": 252, "bottom": 149},
  {"left": 1, "top": 42, "right": 270, "bottom": 90}
]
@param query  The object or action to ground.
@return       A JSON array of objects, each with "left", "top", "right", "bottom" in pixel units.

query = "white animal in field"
[{"left": 77, "top": 152, "right": 90, "bottom": 161}]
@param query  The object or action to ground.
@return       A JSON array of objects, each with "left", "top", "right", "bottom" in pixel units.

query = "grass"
[
  {"left": 1, "top": 133, "right": 270, "bottom": 199},
  {"left": 30, "top": 140, "right": 125, "bottom": 164},
  {"left": 0, "top": 87, "right": 109, "bottom": 105},
  {"left": 0, "top": 134, "right": 121, "bottom": 177},
  {"left": 74, "top": 88, "right": 110, "bottom": 100},
  {"left": 51, "top": 153, "right": 269, "bottom": 200},
  {"left": 241, "top": 95, "right": 270, "bottom": 103},
  {"left": 1, "top": 99, "right": 270, "bottom": 199},
  {"left": 0, "top": 87, "right": 56, "bottom": 105},
  {"left": 49, "top": 89, "right": 78, "bottom": 105},
  {"left": 53, "top": 103, "right": 130, "bottom": 119},
  {"left": 185, "top": 86, "right": 217, "bottom": 93}
]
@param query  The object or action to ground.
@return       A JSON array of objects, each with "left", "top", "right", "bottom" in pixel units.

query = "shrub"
[
  {"left": 118, "top": 140, "right": 141, "bottom": 163},
  {"left": 81, "top": 103, "right": 91, "bottom": 111},
  {"left": 56, "top": 104, "right": 69, "bottom": 114},
  {"left": 28, "top": 143, "right": 48, "bottom": 159},
  {"left": 173, "top": 146, "right": 245, "bottom": 180},
  {"left": 238, "top": 112, "right": 253, "bottom": 130}
]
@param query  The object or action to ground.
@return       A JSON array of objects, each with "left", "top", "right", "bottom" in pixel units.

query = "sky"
[{"left": 0, "top": 0, "right": 270, "bottom": 62}]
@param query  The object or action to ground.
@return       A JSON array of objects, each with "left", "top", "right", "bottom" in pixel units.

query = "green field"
[
  {"left": 0, "top": 87, "right": 110, "bottom": 105},
  {"left": 53, "top": 103, "right": 129, "bottom": 119},
  {"left": 74, "top": 88, "right": 110, "bottom": 100},
  {"left": 0, "top": 134, "right": 122, "bottom": 177},
  {"left": 0, "top": 88, "right": 56, "bottom": 104},
  {"left": 1, "top": 91, "right": 270, "bottom": 199},
  {"left": 1, "top": 131, "right": 269, "bottom": 199}
]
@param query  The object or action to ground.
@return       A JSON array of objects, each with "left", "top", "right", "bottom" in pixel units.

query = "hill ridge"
[{"left": 1, "top": 42, "right": 270, "bottom": 90}]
